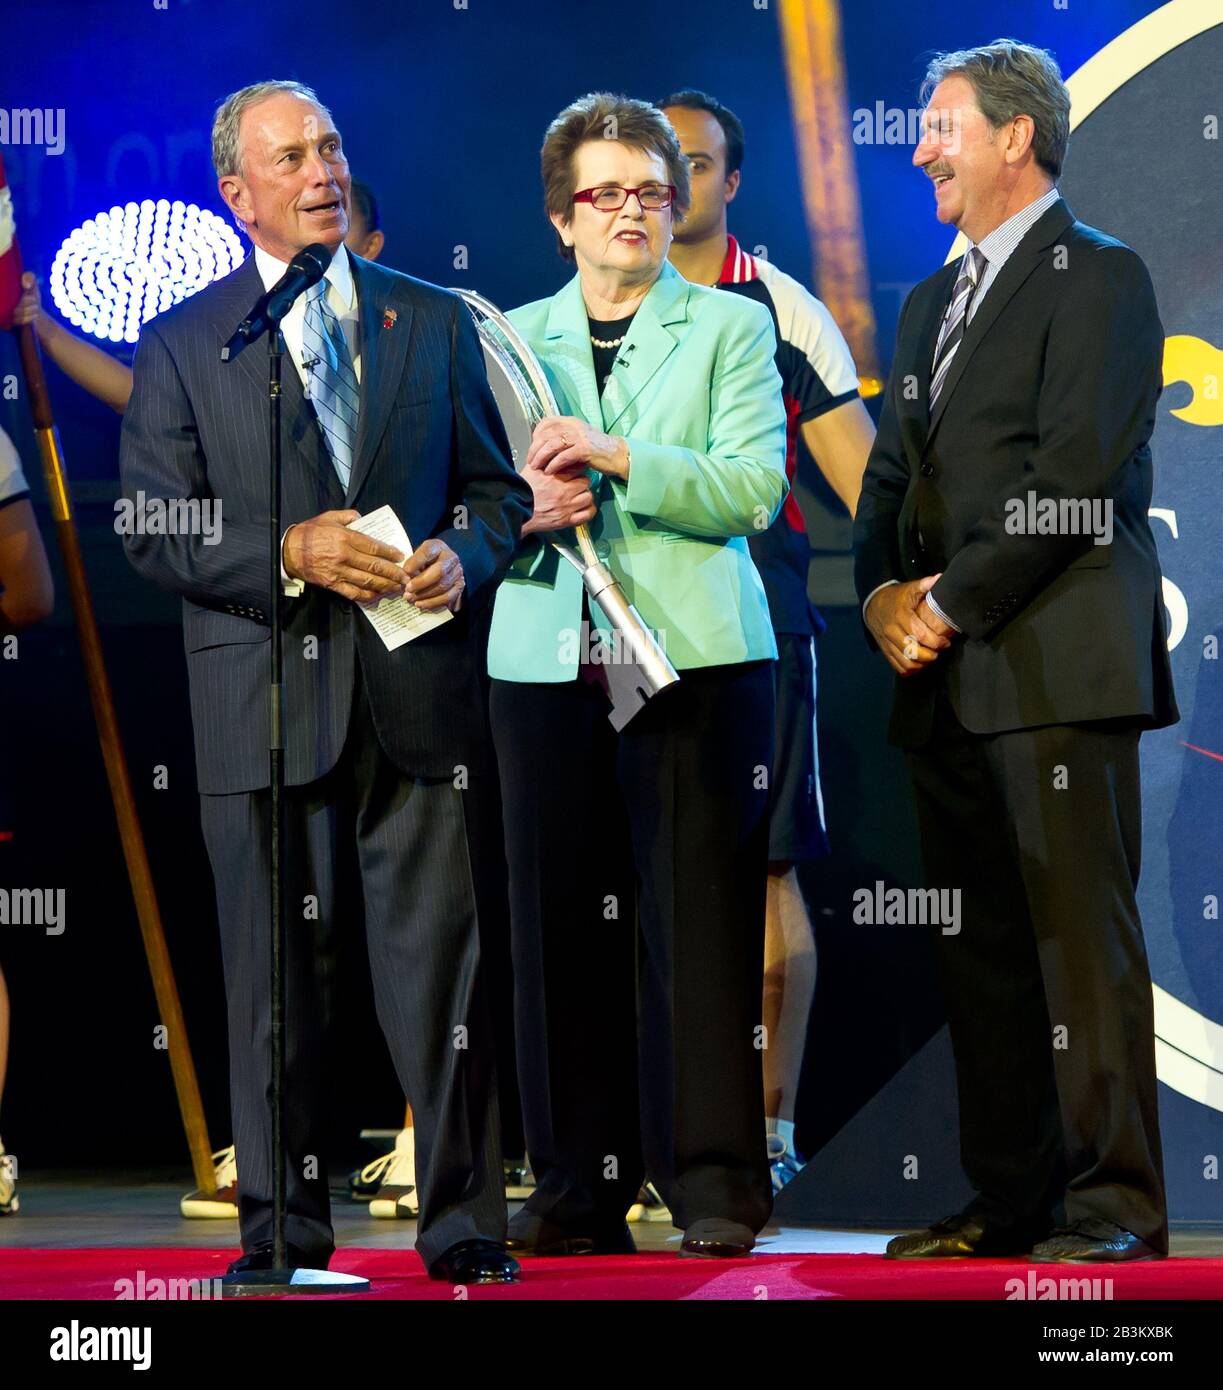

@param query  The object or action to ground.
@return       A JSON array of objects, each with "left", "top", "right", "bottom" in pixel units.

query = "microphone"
[{"left": 221, "top": 242, "right": 333, "bottom": 362}]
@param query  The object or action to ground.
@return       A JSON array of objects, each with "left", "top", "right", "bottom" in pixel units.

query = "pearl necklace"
[{"left": 590, "top": 333, "right": 625, "bottom": 349}]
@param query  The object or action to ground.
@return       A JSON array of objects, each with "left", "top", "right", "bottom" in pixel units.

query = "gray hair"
[
  {"left": 211, "top": 80, "right": 335, "bottom": 178},
  {"left": 920, "top": 39, "right": 1070, "bottom": 179}
]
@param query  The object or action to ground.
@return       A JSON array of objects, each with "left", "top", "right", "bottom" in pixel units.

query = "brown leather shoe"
[
  {"left": 886, "top": 1212, "right": 1042, "bottom": 1259},
  {"left": 1031, "top": 1221, "right": 1163, "bottom": 1263}
]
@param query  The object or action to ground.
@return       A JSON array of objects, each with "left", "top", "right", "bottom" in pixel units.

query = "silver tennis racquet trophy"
[{"left": 453, "top": 288, "right": 679, "bottom": 730}]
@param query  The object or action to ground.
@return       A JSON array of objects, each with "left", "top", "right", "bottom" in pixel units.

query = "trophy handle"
[
  {"left": 553, "top": 534, "right": 680, "bottom": 730},
  {"left": 453, "top": 289, "right": 682, "bottom": 728}
]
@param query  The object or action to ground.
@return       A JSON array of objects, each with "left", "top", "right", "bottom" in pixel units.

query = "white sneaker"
[
  {"left": 363, "top": 1128, "right": 418, "bottom": 1218},
  {"left": 503, "top": 1157, "right": 535, "bottom": 1200},
  {"left": 767, "top": 1132, "right": 805, "bottom": 1194},
  {"left": 180, "top": 1145, "right": 239, "bottom": 1219},
  {"left": 0, "top": 1139, "right": 18, "bottom": 1216},
  {"left": 627, "top": 1181, "right": 671, "bottom": 1223}
]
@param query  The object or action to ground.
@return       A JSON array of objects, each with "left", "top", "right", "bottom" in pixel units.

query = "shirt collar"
[
  {"left": 252, "top": 241, "right": 355, "bottom": 309},
  {"left": 716, "top": 233, "right": 758, "bottom": 285},
  {"left": 974, "top": 187, "right": 1061, "bottom": 269}
]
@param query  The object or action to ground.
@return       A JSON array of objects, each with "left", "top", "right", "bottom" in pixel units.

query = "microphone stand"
[{"left": 220, "top": 316, "right": 367, "bottom": 1297}]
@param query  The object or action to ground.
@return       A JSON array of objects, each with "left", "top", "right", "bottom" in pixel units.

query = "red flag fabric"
[{"left": 0, "top": 150, "right": 25, "bottom": 330}]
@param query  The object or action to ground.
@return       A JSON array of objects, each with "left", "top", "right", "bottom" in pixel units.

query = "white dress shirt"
[
  {"left": 253, "top": 241, "right": 362, "bottom": 389},
  {"left": 254, "top": 243, "right": 361, "bottom": 595},
  {"left": 959, "top": 187, "right": 1060, "bottom": 330}
]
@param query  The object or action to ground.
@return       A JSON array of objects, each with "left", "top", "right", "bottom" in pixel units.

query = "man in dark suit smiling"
[
  {"left": 854, "top": 41, "right": 1176, "bottom": 1264},
  {"left": 120, "top": 80, "right": 531, "bottom": 1283}
]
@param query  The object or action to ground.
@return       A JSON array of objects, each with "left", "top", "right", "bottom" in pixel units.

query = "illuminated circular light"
[{"left": 50, "top": 200, "right": 244, "bottom": 344}]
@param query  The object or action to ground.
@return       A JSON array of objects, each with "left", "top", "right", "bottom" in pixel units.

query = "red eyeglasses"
[{"left": 572, "top": 184, "right": 678, "bottom": 212}]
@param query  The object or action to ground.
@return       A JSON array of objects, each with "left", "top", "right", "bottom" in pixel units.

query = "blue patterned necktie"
[
  {"left": 302, "top": 278, "right": 360, "bottom": 491},
  {"left": 929, "top": 245, "right": 984, "bottom": 412}
]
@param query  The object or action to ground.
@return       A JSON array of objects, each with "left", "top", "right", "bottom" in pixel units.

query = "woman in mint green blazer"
[{"left": 490, "top": 93, "right": 787, "bottom": 1259}]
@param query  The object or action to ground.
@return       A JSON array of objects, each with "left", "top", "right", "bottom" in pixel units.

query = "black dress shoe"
[
  {"left": 505, "top": 1209, "right": 636, "bottom": 1257},
  {"left": 680, "top": 1218, "right": 755, "bottom": 1258},
  {"left": 226, "top": 1241, "right": 328, "bottom": 1275},
  {"left": 886, "top": 1212, "right": 1042, "bottom": 1259},
  {"left": 428, "top": 1239, "right": 520, "bottom": 1284},
  {"left": 1031, "top": 1221, "right": 1163, "bottom": 1263}
]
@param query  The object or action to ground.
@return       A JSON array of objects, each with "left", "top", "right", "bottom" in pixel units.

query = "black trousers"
[
  {"left": 199, "top": 670, "right": 507, "bottom": 1269},
  {"left": 490, "top": 658, "right": 775, "bottom": 1234},
  {"left": 907, "top": 688, "right": 1168, "bottom": 1252}
]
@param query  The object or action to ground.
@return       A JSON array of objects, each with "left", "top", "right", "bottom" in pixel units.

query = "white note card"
[{"left": 347, "top": 505, "right": 453, "bottom": 651}]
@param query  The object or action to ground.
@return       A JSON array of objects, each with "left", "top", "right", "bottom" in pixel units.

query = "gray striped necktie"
[
  {"left": 929, "top": 245, "right": 984, "bottom": 411},
  {"left": 303, "top": 278, "right": 359, "bottom": 490}
]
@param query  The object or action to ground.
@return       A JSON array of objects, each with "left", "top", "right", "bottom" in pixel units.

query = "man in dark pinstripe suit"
[{"left": 119, "top": 80, "right": 532, "bottom": 1284}]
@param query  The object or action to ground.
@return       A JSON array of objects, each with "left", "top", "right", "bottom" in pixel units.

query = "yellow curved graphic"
[{"left": 1163, "top": 335, "right": 1223, "bottom": 426}]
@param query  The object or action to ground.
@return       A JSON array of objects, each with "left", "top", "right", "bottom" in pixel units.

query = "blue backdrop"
[{"left": 3, "top": 0, "right": 1218, "bottom": 1225}]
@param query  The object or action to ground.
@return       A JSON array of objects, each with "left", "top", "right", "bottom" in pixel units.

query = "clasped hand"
[
  {"left": 520, "top": 415, "right": 622, "bottom": 536},
  {"left": 283, "top": 511, "right": 465, "bottom": 612},
  {"left": 865, "top": 574, "right": 956, "bottom": 677}
]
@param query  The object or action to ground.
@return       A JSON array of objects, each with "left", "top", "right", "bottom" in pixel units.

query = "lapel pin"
[{"left": 382, "top": 307, "right": 398, "bottom": 331}]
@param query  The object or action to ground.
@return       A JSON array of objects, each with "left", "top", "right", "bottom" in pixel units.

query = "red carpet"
[{"left": 3, "top": 1248, "right": 1222, "bottom": 1299}]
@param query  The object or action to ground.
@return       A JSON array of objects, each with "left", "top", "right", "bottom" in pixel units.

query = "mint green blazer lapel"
[
  {"left": 599, "top": 262, "right": 689, "bottom": 433},
  {"left": 542, "top": 263, "right": 692, "bottom": 434},
  {"left": 542, "top": 273, "right": 603, "bottom": 425}
]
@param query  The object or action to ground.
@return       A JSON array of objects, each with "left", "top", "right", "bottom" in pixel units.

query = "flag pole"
[{"left": 2, "top": 165, "right": 215, "bottom": 1195}]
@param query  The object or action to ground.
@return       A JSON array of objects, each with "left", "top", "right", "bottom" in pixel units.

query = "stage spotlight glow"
[{"left": 50, "top": 200, "right": 244, "bottom": 345}]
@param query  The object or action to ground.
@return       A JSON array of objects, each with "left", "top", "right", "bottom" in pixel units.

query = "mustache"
[{"left": 928, "top": 166, "right": 955, "bottom": 180}]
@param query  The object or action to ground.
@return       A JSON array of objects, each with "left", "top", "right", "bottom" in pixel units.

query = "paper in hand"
[{"left": 346, "top": 505, "right": 453, "bottom": 651}]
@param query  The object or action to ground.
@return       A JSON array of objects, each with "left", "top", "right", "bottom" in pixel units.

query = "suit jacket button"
[{"left": 920, "top": 462, "right": 934, "bottom": 477}]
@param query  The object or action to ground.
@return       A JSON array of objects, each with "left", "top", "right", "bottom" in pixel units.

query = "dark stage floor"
[{"left": 3, "top": 1169, "right": 1222, "bottom": 1259}]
